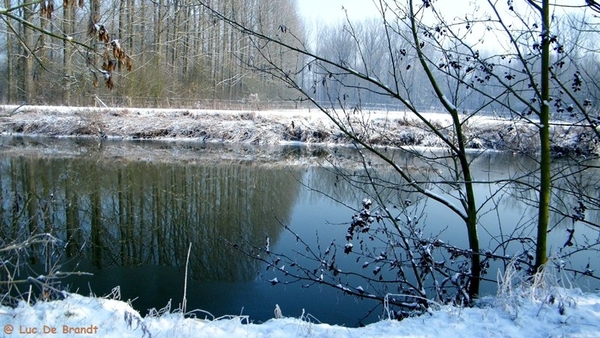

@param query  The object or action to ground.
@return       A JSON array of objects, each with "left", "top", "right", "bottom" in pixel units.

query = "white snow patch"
[
  {"left": 441, "top": 95, "right": 457, "bottom": 111},
  {"left": 0, "top": 287, "right": 600, "bottom": 337}
]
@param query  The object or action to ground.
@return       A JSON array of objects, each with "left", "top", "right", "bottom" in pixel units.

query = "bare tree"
[{"left": 195, "top": 0, "right": 600, "bottom": 315}]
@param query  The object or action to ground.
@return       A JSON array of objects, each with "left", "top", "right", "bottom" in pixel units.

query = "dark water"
[{"left": 1, "top": 136, "right": 598, "bottom": 326}]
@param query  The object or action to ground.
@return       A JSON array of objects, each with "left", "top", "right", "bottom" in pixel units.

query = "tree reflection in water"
[
  {"left": 1, "top": 137, "right": 598, "bottom": 325},
  {"left": 0, "top": 141, "right": 304, "bottom": 284}
]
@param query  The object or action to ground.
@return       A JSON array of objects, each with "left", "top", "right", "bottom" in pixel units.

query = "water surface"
[{"left": 1, "top": 137, "right": 598, "bottom": 326}]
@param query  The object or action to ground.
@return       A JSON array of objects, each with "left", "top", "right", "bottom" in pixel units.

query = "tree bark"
[
  {"left": 22, "top": 0, "right": 35, "bottom": 103},
  {"left": 62, "top": 1, "right": 75, "bottom": 104},
  {"left": 536, "top": 0, "right": 551, "bottom": 271},
  {"left": 4, "top": 0, "right": 15, "bottom": 102}
]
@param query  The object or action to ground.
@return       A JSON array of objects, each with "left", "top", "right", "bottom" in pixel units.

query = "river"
[{"left": 0, "top": 136, "right": 598, "bottom": 326}]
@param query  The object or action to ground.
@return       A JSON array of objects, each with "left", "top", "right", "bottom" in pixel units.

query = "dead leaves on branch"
[
  {"left": 102, "top": 59, "right": 117, "bottom": 72},
  {"left": 89, "top": 23, "right": 133, "bottom": 89},
  {"left": 92, "top": 23, "right": 110, "bottom": 43},
  {"left": 38, "top": 0, "right": 131, "bottom": 90}
]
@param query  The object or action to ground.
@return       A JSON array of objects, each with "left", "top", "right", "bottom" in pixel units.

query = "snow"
[
  {"left": 1, "top": 286, "right": 599, "bottom": 337},
  {"left": 1, "top": 105, "right": 597, "bottom": 156},
  {"left": 441, "top": 95, "right": 457, "bottom": 111}
]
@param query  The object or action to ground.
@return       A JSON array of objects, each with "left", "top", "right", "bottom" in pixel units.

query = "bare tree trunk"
[
  {"left": 88, "top": 0, "right": 101, "bottom": 103},
  {"left": 181, "top": 0, "right": 190, "bottom": 79},
  {"left": 22, "top": 0, "right": 35, "bottom": 103},
  {"left": 4, "top": 0, "right": 15, "bottom": 102},
  {"left": 38, "top": 5, "right": 51, "bottom": 63},
  {"left": 62, "top": 1, "right": 75, "bottom": 105},
  {"left": 154, "top": 0, "right": 165, "bottom": 92},
  {"left": 408, "top": 0, "right": 480, "bottom": 297},
  {"left": 127, "top": 0, "right": 134, "bottom": 52},
  {"left": 119, "top": 0, "right": 126, "bottom": 74},
  {"left": 139, "top": 0, "right": 146, "bottom": 65},
  {"left": 535, "top": 0, "right": 551, "bottom": 271}
]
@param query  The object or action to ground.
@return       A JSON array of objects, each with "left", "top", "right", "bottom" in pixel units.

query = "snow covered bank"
[
  {"left": 1, "top": 105, "right": 597, "bottom": 155},
  {"left": 1, "top": 286, "right": 599, "bottom": 337}
]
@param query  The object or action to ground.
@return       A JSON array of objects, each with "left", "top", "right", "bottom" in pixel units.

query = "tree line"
[
  {"left": 0, "top": 0, "right": 302, "bottom": 106},
  {"left": 2, "top": 0, "right": 599, "bottom": 117}
]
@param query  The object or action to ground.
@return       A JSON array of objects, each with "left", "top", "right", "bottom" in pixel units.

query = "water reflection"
[
  {"left": 291, "top": 147, "right": 600, "bottom": 298},
  {"left": 1, "top": 137, "right": 598, "bottom": 326},
  {"left": 0, "top": 138, "right": 301, "bottom": 283}
]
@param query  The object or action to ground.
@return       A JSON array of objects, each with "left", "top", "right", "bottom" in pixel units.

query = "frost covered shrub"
[
  {"left": 0, "top": 191, "right": 89, "bottom": 307},
  {"left": 231, "top": 198, "right": 520, "bottom": 321},
  {"left": 339, "top": 198, "right": 478, "bottom": 316},
  {"left": 0, "top": 233, "right": 73, "bottom": 307},
  {"left": 231, "top": 188, "right": 597, "bottom": 322}
]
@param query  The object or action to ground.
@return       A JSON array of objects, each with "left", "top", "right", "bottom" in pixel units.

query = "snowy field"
[{"left": 1, "top": 286, "right": 599, "bottom": 337}]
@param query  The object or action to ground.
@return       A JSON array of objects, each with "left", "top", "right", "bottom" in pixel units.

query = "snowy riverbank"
[
  {"left": 1, "top": 285, "right": 599, "bottom": 337},
  {"left": 1, "top": 105, "right": 598, "bottom": 155}
]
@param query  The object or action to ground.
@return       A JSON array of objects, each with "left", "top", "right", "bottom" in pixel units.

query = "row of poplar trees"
[{"left": 1, "top": 0, "right": 302, "bottom": 106}]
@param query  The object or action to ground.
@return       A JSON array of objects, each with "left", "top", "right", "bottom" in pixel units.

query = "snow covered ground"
[
  {"left": 1, "top": 105, "right": 598, "bottom": 155},
  {"left": 1, "top": 285, "right": 599, "bottom": 337}
]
